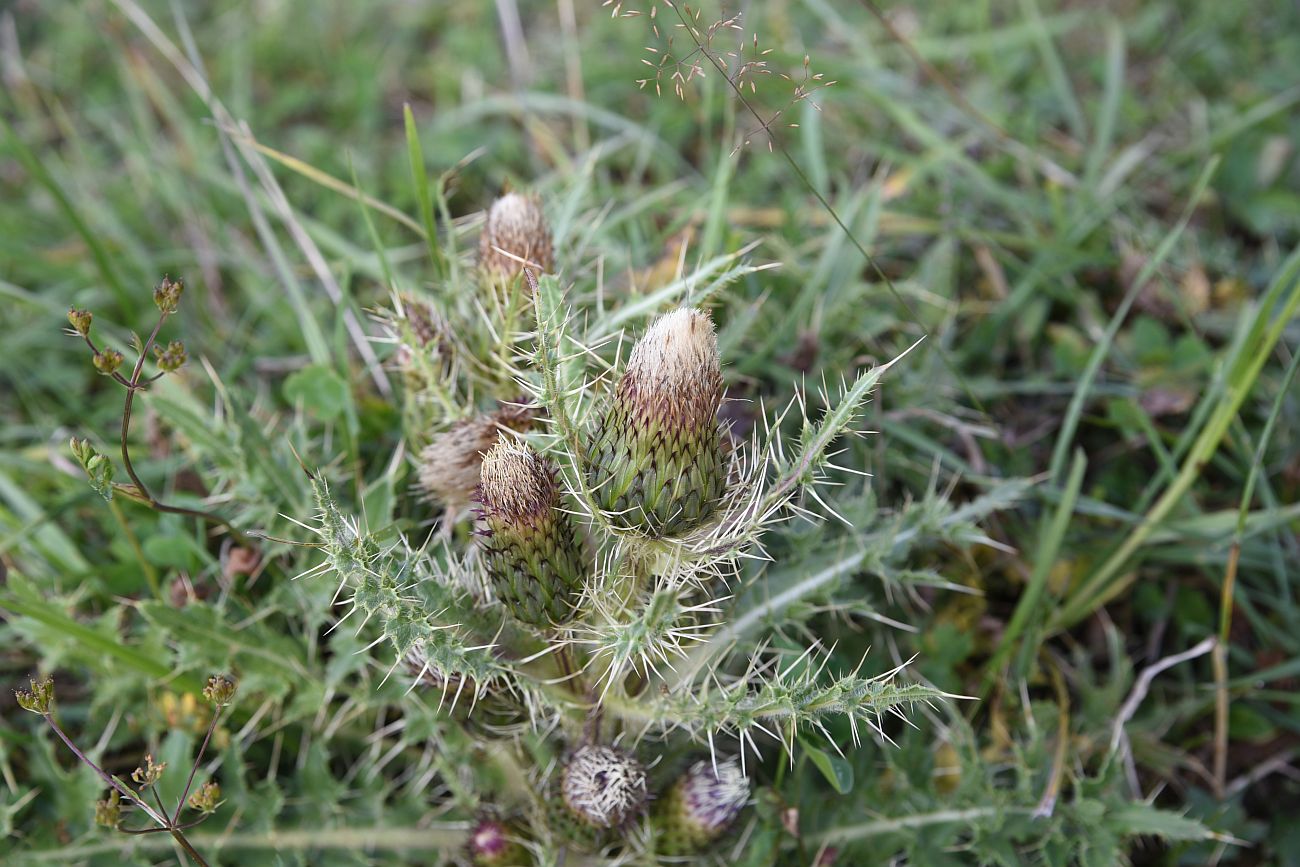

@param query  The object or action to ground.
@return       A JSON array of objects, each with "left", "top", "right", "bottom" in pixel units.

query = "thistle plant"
[{"left": 282, "top": 195, "right": 976, "bottom": 860}]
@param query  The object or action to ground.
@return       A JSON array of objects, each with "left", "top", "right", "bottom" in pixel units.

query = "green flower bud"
[
  {"left": 202, "top": 674, "right": 236, "bottom": 707},
  {"left": 587, "top": 308, "right": 726, "bottom": 536},
  {"left": 186, "top": 781, "right": 222, "bottom": 814},
  {"left": 93, "top": 348, "right": 124, "bottom": 376},
  {"left": 476, "top": 438, "right": 585, "bottom": 627},
  {"left": 479, "top": 192, "right": 553, "bottom": 280},
  {"left": 561, "top": 745, "right": 648, "bottom": 829},
  {"left": 94, "top": 791, "right": 121, "bottom": 828},
  {"left": 153, "top": 276, "right": 183, "bottom": 314},
  {"left": 465, "top": 816, "right": 530, "bottom": 866},
  {"left": 654, "top": 758, "right": 750, "bottom": 854},
  {"left": 67, "top": 306, "right": 93, "bottom": 336},
  {"left": 70, "top": 438, "right": 115, "bottom": 501},
  {"left": 15, "top": 675, "right": 55, "bottom": 715},
  {"left": 153, "top": 339, "right": 187, "bottom": 373}
]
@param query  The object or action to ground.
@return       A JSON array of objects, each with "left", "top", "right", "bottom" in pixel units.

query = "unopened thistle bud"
[
  {"left": 654, "top": 758, "right": 750, "bottom": 854},
  {"left": 587, "top": 308, "right": 726, "bottom": 536},
  {"left": 465, "top": 816, "right": 529, "bottom": 866},
  {"left": 93, "top": 348, "right": 124, "bottom": 376},
  {"left": 561, "top": 745, "right": 648, "bottom": 829},
  {"left": 153, "top": 276, "right": 183, "bottom": 314},
  {"left": 479, "top": 192, "right": 554, "bottom": 280},
  {"left": 476, "top": 439, "right": 585, "bottom": 627},
  {"left": 418, "top": 404, "right": 534, "bottom": 507},
  {"left": 67, "top": 306, "right": 93, "bottom": 336}
]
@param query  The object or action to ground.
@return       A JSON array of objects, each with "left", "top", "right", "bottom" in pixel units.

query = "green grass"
[{"left": 3, "top": 0, "right": 1299, "bottom": 864}]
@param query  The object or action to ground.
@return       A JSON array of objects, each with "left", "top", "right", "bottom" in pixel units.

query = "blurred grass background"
[{"left": 2, "top": 0, "right": 1299, "bottom": 864}]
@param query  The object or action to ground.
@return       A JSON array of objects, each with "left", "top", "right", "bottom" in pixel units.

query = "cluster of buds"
[
  {"left": 561, "top": 745, "right": 649, "bottom": 830},
  {"left": 94, "top": 791, "right": 122, "bottom": 828},
  {"left": 653, "top": 758, "right": 751, "bottom": 854},
  {"left": 202, "top": 674, "right": 237, "bottom": 707},
  {"left": 586, "top": 308, "right": 726, "bottom": 537},
  {"left": 153, "top": 276, "right": 183, "bottom": 314},
  {"left": 67, "top": 277, "right": 188, "bottom": 380},
  {"left": 479, "top": 192, "right": 554, "bottom": 281},
  {"left": 15, "top": 675, "right": 55, "bottom": 715},
  {"left": 417, "top": 402, "right": 534, "bottom": 507},
  {"left": 131, "top": 754, "right": 166, "bottom": 787},
  {"left": 475, "top": 439, "right": 587, "bottom": 628},
  {"left": 465, "top": 815, "right": 529, "bottom": 866},
  {"left": 186, "top": 781, "right": 222, "bottom": 814}
]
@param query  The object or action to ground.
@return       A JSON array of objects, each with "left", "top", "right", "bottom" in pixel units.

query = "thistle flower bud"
[
  {"left": 67, "top": 306, "right": 93, "bottom": 336},
  {"left": 654, "top": 758, "right": 750, "bottom": 854},
  {"left": 587, "top": 308, "right": 726, "bottom": 536},
  {"left": 479, "top": 192, "right": 554, "bottom": 280},
  {"left": 417, "top": 404, "right": 534, "bottom": 507},
  {"left": 476, "top": 439, "right": 585, "bottom": 627},
  {"left": 153, "top": 276, "right": 183, "bottom": 314},
  {"left": 561, "top": 745, "right": 648, "bottom": 829},
  {"left": 93, "top": 348, "right": 124, "bottom": 376},
  {"left": 465, "top": 816, "right": 529, "bottom": 866}
]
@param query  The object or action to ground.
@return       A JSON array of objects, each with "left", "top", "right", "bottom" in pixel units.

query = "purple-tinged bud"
[
  {"left": 561, "top": 745, "right": 648, "bottom": 829},
  {"left": 476, "top": 438, "right": 585, "bottom": 627},
  {"left": 465, "top": 816, "right": 529, "bottom": 866},
  {"left": 587, "top": 307, "right": 726, "bottom": 536},
  {"left": 654, "top": 758, "right": 750, "bottom": 854}
]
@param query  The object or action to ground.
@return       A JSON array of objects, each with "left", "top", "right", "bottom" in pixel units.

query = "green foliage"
[{"left": 3, "top": 0, "right": 1299, "bottom": 864}]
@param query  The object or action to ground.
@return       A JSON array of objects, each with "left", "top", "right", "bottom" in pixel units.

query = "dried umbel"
[
  {"left": 417, "top": 404, "right": 534, "bottom": 507},
  {"left": 561, "top": 745, "right": 648, "bottom": 829},
  {"left": 653, "top": 758, "right": 751, "bottom": 854},
  {"left": 476, "top": 439, "right": 586, "bottom": 628},
  {"left": 479, "top": 192, "right": 554, "bottom": 280},
  {"left": 587, "top": 308, "right": 726, "bottom": 536},
  {"left": 466, "top": 816, "right": 529, "bottom": 866}
]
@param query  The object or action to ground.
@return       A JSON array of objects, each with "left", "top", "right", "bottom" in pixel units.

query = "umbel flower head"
[
  {"left": 586, "top": 307, "right": 726, "bottom": 537},
  {"left": 476, "top": 438, "right": 585, "bottom": 628},
  {"left": 465, "top": 815, "right": 529, "bottom": 867},
  {"left": 479, "top": 192, "right": 554, "bottom": 280},
  {"left": 561, "top": 745, "right": 648, "bottom": 829},
  {"left": 418, "top": 403, "right": 534, "bottom": 507},
  {"left": 653, "top": 758, "right": 751, "bottom": 854}
]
